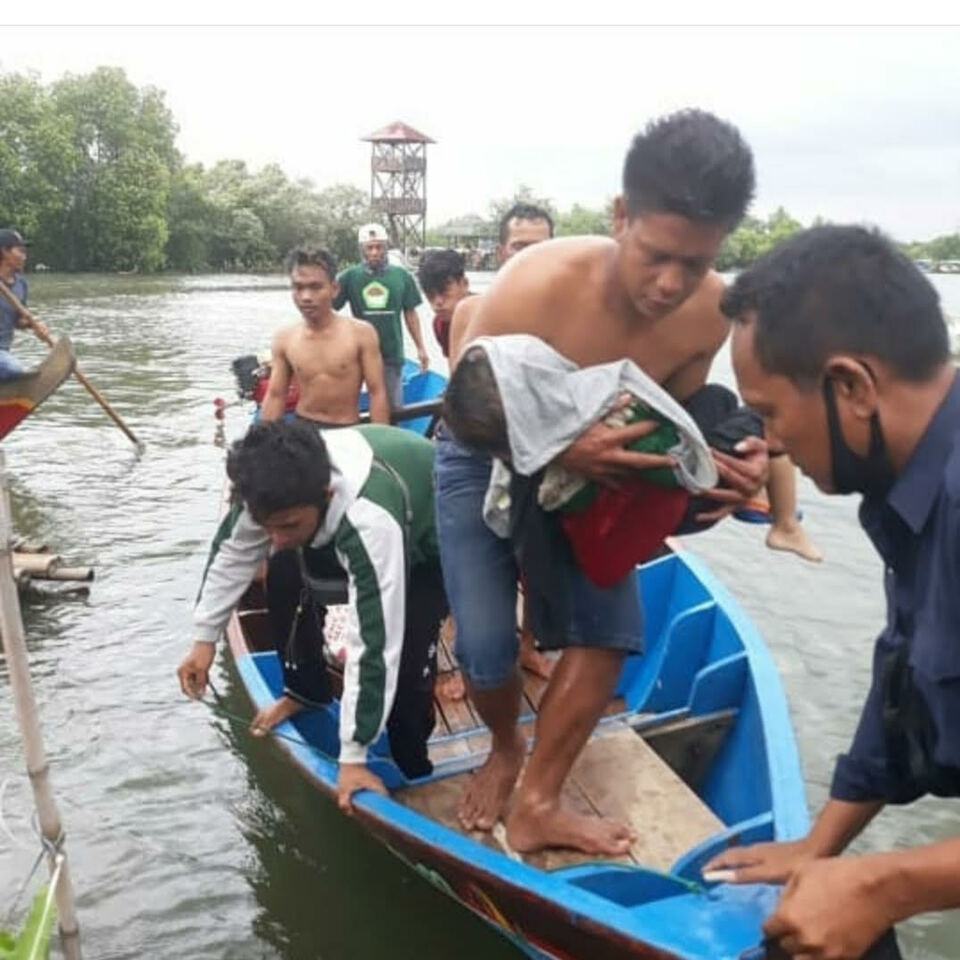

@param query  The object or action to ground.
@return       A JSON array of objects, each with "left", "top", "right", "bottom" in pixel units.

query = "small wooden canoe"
[
  {"left": 224, "top": 365, "right": 809, "bottom": 960},
  {"left": 0, "top": 337, "right": 75, "bottom": 440}
]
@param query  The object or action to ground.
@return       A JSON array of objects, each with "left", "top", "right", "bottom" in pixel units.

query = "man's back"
[
  {"left": 0, "top": 272, "right": 26, "bottom": 352},
  {"left": 353, "top": 424, "right": 438, "bottom": 565}
]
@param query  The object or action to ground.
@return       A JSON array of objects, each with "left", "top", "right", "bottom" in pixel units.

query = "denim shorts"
[{"left": 434, "top": 429, "right": 643, "bottom": 690}]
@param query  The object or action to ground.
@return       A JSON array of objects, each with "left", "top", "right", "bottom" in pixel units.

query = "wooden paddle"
[{"left": 0, "top": 278, "right": 143, "bottom": 450}]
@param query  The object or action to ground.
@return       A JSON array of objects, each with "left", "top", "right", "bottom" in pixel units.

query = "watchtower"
[{"left": 362, "top": 121, "right": 434, "bottom": 254}]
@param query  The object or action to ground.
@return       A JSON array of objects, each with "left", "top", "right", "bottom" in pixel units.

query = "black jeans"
[{"left": 266, "top": 549, "right": 447, "bottom": 778}]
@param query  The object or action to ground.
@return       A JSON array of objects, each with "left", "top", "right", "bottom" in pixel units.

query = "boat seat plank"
[
  {"left": 405, "top": 722, "right": 723, "bottom": 873},
  {"left": 568, "top": 723, "right": 724, "bottom": 872}
]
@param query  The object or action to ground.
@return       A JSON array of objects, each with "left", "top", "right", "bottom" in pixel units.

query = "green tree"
[
  {"left": 50, "top": 66, "right": 179, "bottom": 270},
  {"left": 0, "top": 72, "right": 81, "bottom": 268},
  {"left": 928, "top": 234, "right": 960, "bottom": 261},
  {"left": 554, "top": 201, "right": 611, "bottom": 236},
  {"left": 716, "top": 208, "right": 806, "bottom": 271},
  {"left": 166, "top": 163, "right": 215, "bottom": 271},
  {"left": 488, "top": 185, "right": 557, "bottom": 229}
]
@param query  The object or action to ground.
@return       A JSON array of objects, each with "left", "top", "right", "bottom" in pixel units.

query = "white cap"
[{"left": 357, "top": 223, "right": 389, "bottom": 246}]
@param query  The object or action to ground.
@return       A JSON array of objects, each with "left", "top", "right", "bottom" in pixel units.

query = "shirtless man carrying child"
[
  {"left": 261, "top": 247, "right": 390, "bottom": 425},
  {"left": 436, "top": 110, "right": 769, "bottom": 856}
]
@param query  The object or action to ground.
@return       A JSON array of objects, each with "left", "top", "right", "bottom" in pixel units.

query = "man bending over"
[{"left": 177, "top": 420, "right": 447, "bottom": 811}]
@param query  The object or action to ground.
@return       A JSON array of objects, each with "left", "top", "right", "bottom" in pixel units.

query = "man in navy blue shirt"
[
  {"left": 0, "top": 228, "right": 45, "bottom": 379},
  {"left": 705, "top": 225, "right": 958, "bottom": 959}
]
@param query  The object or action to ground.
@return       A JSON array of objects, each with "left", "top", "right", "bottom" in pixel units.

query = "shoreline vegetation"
[{"left": 2, "top": 67, "right": 958, "bottom": 276}]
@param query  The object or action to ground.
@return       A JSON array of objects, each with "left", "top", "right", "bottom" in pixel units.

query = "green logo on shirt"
[{"left": 362, "top": 280, "right": 389, "bottom": 311}]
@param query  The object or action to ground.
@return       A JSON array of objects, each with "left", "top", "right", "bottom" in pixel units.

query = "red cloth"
[
  {"left": 432, "top": 310, "right": 451, "bottom": 358},
  {"left": 252, "top": 373, "right": 299, "bottom": 412},
  {"left": 560, "top": 478, "right": 689, "bottom": 588}
]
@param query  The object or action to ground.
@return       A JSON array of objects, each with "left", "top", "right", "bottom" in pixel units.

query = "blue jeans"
[
  {"left": 382, "top": 361, "right": 405, "bottom": 411},
  {"left": 0, "top": 350, "right": 25, "bottom": 380},
  {"left": 435, "top": 430, "right": 643, "bottom": 690}
]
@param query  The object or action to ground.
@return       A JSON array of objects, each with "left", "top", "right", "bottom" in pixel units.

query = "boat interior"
[{"left": 234, "top": 549, "right": 783, "bottom": 882}]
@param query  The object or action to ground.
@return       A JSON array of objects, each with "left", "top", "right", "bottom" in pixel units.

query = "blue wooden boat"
[{"left": 224, "top": 361, "right": 809, "bottom": 960}]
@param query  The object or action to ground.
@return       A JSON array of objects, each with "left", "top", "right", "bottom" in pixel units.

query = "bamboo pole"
[
  {"left": 0, "top": 279, "right": 142, "bottom": 450},
  {"left": 0, "top": 450, "right": 82, "bottom": 959}
]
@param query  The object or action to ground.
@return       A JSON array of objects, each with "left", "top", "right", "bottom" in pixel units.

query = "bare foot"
[
  {"left": 506, "top": 798, "right": 636, "bottom": 857},
  {"left": 436, "top": 671, "right": 466, "bottom": 702},
  {"left": 458, "top": 732, "right": 525, "bottom": 832},
  {"left": 250, "top": 695, "right": 304, "bottom": 736},
  {"left": 518, "top": 632, "right": 556, "bottom": 680},
  {"left": 766, "top": 523, "right": 823, "bottom": 563}
]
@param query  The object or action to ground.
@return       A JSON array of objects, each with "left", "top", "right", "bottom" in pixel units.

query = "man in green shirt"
[{"left": 333, "top": 223, "right": 429, "bottom": 410}]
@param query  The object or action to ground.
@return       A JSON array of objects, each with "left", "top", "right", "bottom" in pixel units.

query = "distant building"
[{"left": 434, "top": 215, "right": 497, "bottom": 269}]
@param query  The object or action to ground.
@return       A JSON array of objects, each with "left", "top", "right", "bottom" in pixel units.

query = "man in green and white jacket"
[{"left": 177, "top": 419, "right": 447, "bottom": 811}]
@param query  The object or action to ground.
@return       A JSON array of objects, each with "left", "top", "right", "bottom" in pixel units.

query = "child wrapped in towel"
[{"left": 442, "top": 335, "right": 718, "bottom": 598}]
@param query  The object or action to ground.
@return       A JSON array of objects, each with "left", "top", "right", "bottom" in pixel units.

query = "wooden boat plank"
[{"left": 569, "top": 723, "right": 724, "bottom": 872}]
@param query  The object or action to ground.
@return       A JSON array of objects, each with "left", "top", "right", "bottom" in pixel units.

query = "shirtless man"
[
  {"left": 261, "top": 247, "right": 389, "bottom": 425},
  {"left": 435, "top": 110, "right": 768, "bottom": 856}
]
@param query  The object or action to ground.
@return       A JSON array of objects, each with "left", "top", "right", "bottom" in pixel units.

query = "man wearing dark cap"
[{"left": 0, "top": 229, "right": 45, "bottom": 379}]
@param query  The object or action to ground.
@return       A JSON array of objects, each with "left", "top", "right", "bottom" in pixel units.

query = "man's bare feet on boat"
[
  {"left": 506, "top": 798, "right": 635, "bottom": 857},
  {"left": 436, "top": 671, "right": 466, "bottom": 701},
  {"left": 518, "top": 632, "right": 556, "bottom": 680},
  {"left": 250, "top": 695, "right": 304, "bottom": 736},
  {"left": 458, "top": 731, "right": 526, "bottom": 831},
  {"left": 766, "top": 522, "right": 823, "bottom": 563}
]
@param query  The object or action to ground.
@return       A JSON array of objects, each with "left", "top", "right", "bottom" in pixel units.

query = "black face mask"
[{"left": 822, "top": 375, "right": 895, "bottom": 497}]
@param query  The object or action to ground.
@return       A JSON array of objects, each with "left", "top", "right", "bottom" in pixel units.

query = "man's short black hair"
[
  {"left": 227, "top": 420, "right": 331, "bottom": 523},
  {"left": 442, "top": 346, "right": 509, "bottom": 459},
  {"left": 623, "top": 109, "right": 755, "bottom": 228},
  {"left": 722, "top": 224, "right": 949, "bottom": 387},
  {"left": 284, "top": 246, "right": 337, "bottom": 282},
  {"left": 498, "top": 203, "right": 555, "bottom": 245},
  {"left": 417, "top": 248, "right": 466, "bottom": 297}
]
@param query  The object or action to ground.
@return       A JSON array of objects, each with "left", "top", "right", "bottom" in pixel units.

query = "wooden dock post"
[{"left": 0, "top": 450, "right": 82, "bottom": 958}]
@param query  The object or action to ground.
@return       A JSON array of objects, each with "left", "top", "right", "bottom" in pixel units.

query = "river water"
[{"left": 0, "top": 272, "right": 957, "bottom": 959}]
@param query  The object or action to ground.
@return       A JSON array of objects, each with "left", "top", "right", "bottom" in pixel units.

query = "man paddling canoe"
[{"left": 0, "top": 228, "right": 47, "bottom": 379}]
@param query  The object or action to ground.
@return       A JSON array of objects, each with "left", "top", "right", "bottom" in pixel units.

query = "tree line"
[
  {"left": 2, "top": 67, "right": 955, "bottom": 274},
  {"left": 0, "top": 67, "right": 372, "bottom": 272}
]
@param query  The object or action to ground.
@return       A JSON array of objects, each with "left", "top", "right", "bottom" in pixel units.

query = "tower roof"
[{"left": 362, "top": 121, "right": 435, "bottom": 144}]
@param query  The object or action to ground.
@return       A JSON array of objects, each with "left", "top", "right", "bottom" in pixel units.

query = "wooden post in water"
[{"left": 0, "top": 450, "right": 82, "bottom": 958}]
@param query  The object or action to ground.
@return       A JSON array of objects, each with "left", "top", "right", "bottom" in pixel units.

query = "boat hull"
[
  {"left": 219, "top": 362, "right": 806, "bottom": 960},
  {"left": 0, "top": 338, "right": 74, "bottom": 440}
]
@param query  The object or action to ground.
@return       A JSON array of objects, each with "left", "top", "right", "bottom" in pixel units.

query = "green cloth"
[
  {"left": 333, "top": 264, "right": 422, "bottom": 364},
  {"left": 562, "top": 403, "right": 680, "bottom": 513}
]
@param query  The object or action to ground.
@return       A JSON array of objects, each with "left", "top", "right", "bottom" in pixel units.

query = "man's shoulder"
[
  {"left": 337, "top": 264, "right": 364, "bottom": 284},
  {"left": 357, "top": 423, "right": 433, "bottom": 453},
  {"left": 349, "top": 316, "right": 379, "bottom": 342},
  {"left": 671, "top": 272, "right": 730, "bottom": 351},
  {"left": 272, "top": 320, "right": 301, "bottom": 342},
  {"left": 486, "top": 238, "right": 607, "bottom": 312},
  {"left": 385, "top": 263, "right": 414, "bottom": 281}
]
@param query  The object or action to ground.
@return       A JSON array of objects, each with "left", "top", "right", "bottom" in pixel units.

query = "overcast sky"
[{"left": 3, "top": 22, "right": 959, "bottom": 240}]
